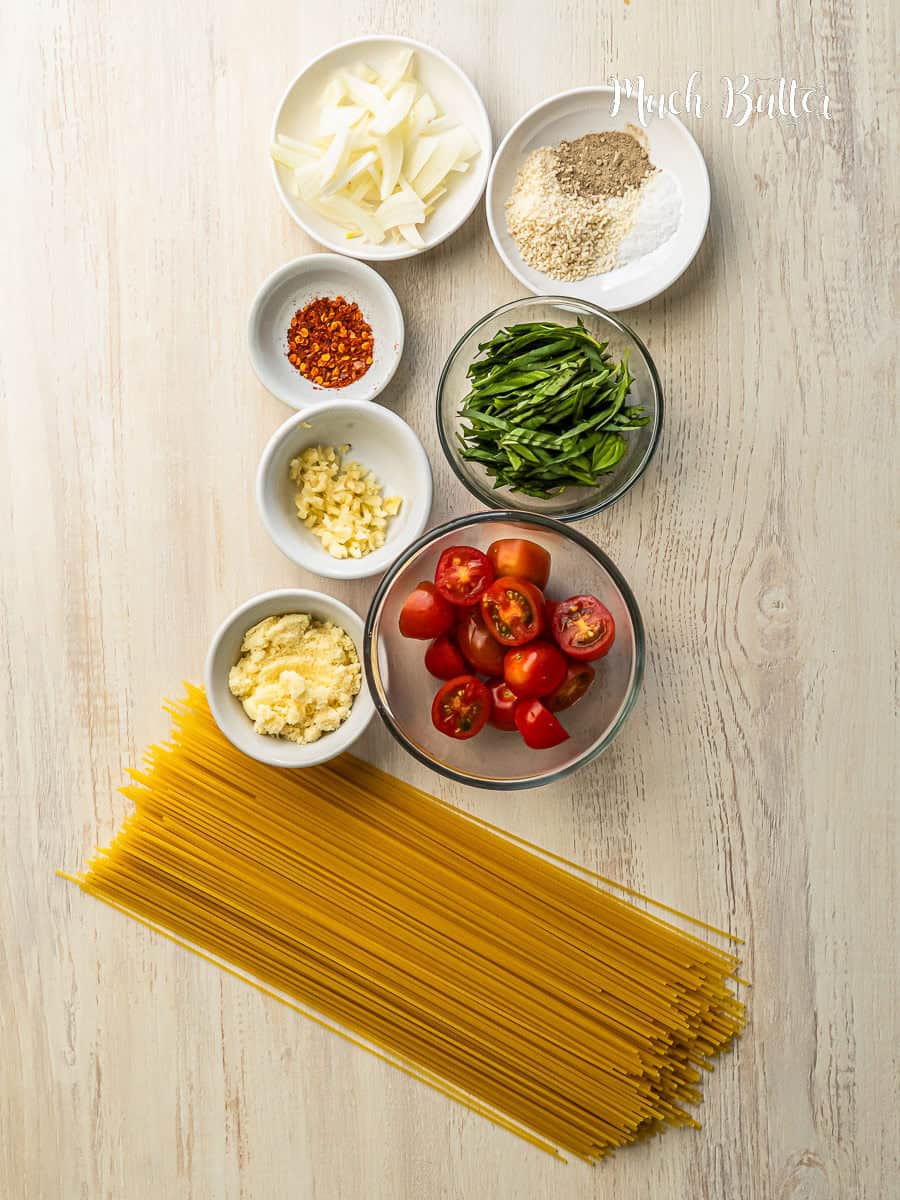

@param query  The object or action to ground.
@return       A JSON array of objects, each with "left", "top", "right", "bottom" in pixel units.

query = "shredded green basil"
[{"left": 456, "top": 319, "right": 650, "bottom": 499}]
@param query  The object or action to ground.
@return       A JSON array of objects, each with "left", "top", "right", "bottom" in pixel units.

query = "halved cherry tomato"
[
  {"left": 550, "top": 594, "right": 616, "bottom": 661},
  {"left": 546, "top": 661, "right": 595, "bottom": 712},
  {"left": 514, "top": 699, "right": 570, "bottom": 749},
  {"left": 431, "top": 675, "right": 492, "bottom": 740},
  {"left": 434, "top": 546, "right": 495, "bottom": 607},
  {"left": 480, "top": 576, "right": 546, "bottom": 646},
  {"left": 503, "top": 640, "right": 568, "bottom": 699},
  {"left": 399, "top": 581, "right": 456, "bottom": 640},
  {"left": 456, "top": 608, "right": 506, "bottom": 676},
  {"left": 424, "top": 634, "right": 466, "bottom": 681},
  {"left": 486, "top": 538, "right": 551, "bottom": 589},
  {"left": 487, "top": 679, "right": 519, "bottom": 731}
]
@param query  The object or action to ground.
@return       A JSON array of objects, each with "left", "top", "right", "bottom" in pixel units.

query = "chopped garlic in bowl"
[
  {"left": 289, "top": 443, "right": 402, "bottom": 559},
  {"left": 256, "top": 401, "right": 432, "bottom": 581}
]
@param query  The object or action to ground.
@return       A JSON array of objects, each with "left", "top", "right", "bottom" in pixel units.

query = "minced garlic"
[
  {"left": 289, "top": 444, "right": 402, "bottom": 559},
  {"left": 228, "top": 613, "right": 361, "bottom": 744}
]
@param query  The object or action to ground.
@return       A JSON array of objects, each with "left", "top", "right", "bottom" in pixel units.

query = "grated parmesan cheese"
[{"left": 228, "top": 613, "right": 360, "bottom": 744}]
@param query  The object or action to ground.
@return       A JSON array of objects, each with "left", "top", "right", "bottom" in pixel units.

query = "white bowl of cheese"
[
  {"left": 256, "top": 400, "right": 432, "bottom": 581},
  {"left": 206, "top": 588, "right": 375, "bottom": 768}
]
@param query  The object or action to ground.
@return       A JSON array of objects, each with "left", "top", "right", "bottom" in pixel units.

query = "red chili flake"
[{"left": 286, "top": 296, "right": 374, "bottom": 387}]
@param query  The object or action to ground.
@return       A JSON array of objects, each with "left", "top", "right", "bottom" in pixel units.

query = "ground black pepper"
[{"left": 554, "top": 130, "right": 651, "bottom": 199}]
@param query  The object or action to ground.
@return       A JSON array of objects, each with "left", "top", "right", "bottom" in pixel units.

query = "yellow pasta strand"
[{"left": 62, "top": 686, "right": 745, "bottom": 1162}]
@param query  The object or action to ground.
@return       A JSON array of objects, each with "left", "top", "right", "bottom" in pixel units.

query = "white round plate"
[
  {"left": 248, "top": 254, "right": 403, "bottom": 409},
  {"left": 256, "top": 401, "right": 433, "bottom": 581},
  {"left": 271, "top": 35, "right": 492, "bottom": 261},
  {"left": 486, "top": 86, "right": 710, "bottom": 310},
  {"left": 205, "top": 588, "right": 375, "bottom": 769}
]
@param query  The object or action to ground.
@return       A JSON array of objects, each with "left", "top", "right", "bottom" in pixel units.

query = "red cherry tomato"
[
  {"left": 431, "top": 675, "right": 492, "bottom": 740},
  {"left": 456, "top": 608, "right": 506, "bottom": 676},
  {"left": 550, "top": 595, "right": 616, "bottom": 661},
  {"left": 546, "top": 661, "right": 595, "bottom": 712},
  {"left": 487, "top": 679, "right": 519, "bottom": 731},
  {"left": 503, "top": 640, "right": 568, "bottom": 699},
  {"left": 514, "top": 699, "right": 570, "bottom": 749},
  {"left": 424, "top": 634, "right": 466, "bottom": 681},
  {"left": 434, "top": 546, "right": 495, "bottom": 607},
  {"left": 486, "top": 538, "right": 551, "bottom": 589},
  {"left": 480, "top": 576, "right": 546, "bottom": 646},
  {"left": 398, "top": 581, "right": 456, "bottom": 640}
]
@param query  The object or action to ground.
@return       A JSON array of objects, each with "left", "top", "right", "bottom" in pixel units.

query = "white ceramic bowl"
[
  {"left": 248, "top": 254, "right": 404, "bottom": 409},
  {"left": 486, "top": 86, "right": 710, "bottom": 310},
  {"left": 257, "top": 401, "right": 432, "bottom": 580},
  {"left": 271, "top": 35, "right": 492, "bottom": 261},
  {"left": 205, "top": 588, "right": 375, "bottom": 768}
]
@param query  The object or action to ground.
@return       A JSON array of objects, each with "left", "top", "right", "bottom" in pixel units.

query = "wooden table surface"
[{"left": 2, "top": 1, "right": 896, "bottom": 1197}]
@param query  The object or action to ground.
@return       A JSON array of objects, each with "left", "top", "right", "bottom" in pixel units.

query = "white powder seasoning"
[{"left": 616, "top": 170, "right": 683, "bottom": 267}]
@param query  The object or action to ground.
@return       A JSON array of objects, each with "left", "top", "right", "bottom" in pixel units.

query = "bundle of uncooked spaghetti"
[{"left": 62, "top": 686, "right": 745, "bottom": 1162}]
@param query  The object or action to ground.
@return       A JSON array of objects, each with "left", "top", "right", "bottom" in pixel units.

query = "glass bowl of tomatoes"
[
  {"left": 363, "top": 511, "right": 644, "bottom": 789},
  {"left": 436, "top": 296, "right": 662, "bottom": 522}
]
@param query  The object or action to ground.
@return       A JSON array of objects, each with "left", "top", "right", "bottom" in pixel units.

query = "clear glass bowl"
[
  {"left": 436, "top": 296, "right": 663, "bottom": 522},
  {"left": 363, "top": 511, "right": 644, "bottom": 789}
]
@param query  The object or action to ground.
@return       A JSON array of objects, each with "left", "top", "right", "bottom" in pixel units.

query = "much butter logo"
[{"left": 609, "top": 72, "right": 833, "bottom": 128}]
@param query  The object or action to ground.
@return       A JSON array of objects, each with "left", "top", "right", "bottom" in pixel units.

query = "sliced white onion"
[
  {"left": 271, "top": 143, "right": 312, "bottom": 170},
  {"left": 321, "top": 150, "right": 378, "bottom": 199},
  {"left": 340, "top": 71, "right": 386, "bottom": 113},
  {"left": 411, "top": 130, "right": 465, "bottom": 199},
  {"left": 318, "top": 104, "right": 366, "bottom": 136},
  {"left": 398, "top": 223, "right": 425, "bottom": 248},
  {"left": 406, "top": 93, "right": 438, "bottom": 138},
  {"left": 369, "top": 82, "right": 417, "bottom": 136},
  {"left": 321, "top": 77, "right": 346, "bottom": 106},
  {"left": 377, "top": 131, "right": 403, "bottom": 200},
  {"left": 376, "top": 190, "right": 426, "bottom": 231},
  {"left": 405, "top": 135, "right": 438, "bottom": 183},
  {"left": 318, "top": 125, "right": 351, "bottom": 189},
  {"left": 271, "top": 52, "right": 480, "bottom": 246},
  {"left": 312, "top": 195, "right": 385, "bottom": 244},
  {"left": 378, "top": 49, "right": 414, "bottom": 95},
  {"left": 276, "top": 133, "right": 319, "bottom": 157}
]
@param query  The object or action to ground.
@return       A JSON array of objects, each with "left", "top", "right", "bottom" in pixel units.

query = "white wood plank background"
[{"left": 1, "top": 1, "right": 896, "bottom": 1197}]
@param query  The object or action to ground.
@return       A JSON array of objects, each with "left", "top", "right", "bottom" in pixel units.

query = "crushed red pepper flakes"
[{"left": 287, "top": 295, "right": 374, "bottom": 388}]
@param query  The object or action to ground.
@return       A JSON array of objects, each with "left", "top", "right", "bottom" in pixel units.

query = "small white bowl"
[
  {"left": 257, "top": 401, "right": 432, "bottom": 581},
  {"left": 271, "top": 35, "right": 492, "bottom": 261},
  {"left": 205, "top": 588, "right": 375, "bottom": 768},
  {"left": 486, "top": 86, "right": 710, "bottom": 311},
  {"left": 248, "top": 254, "right": 404, "bottom": 408}
]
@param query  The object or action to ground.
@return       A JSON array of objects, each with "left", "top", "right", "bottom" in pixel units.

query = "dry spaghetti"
[{"left": 61, "top": 686, "right": 745, "bottom": 1162}]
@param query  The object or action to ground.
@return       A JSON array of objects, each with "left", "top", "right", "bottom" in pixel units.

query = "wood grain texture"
[{"left": 1, "top": 1, "right": 896, "bottom": 1197}]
